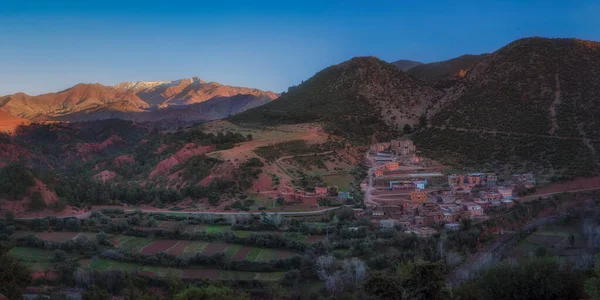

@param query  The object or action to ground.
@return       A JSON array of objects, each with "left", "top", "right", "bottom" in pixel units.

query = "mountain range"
[
  {"left": 0, "top": 77, "right": 277, "bottom": 125},
  {"left": 233, "top": 37, "right": 600, "bottom": 180},
  {"left": 2, "top": 36, "right": 599, "bottom": 180}
]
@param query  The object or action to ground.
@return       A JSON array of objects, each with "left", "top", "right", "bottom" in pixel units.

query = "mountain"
[
  {"left": 0, "top": 83, "right": 148, "bottom": 121},
  {"left": 114, "top": 77, "right": 278, "bottom": 107},
  {"left": 231, "top": 56, "right": 442, "bottom": 142},
  {"left": 0, "top": 78, "right": 278, "bottom": 123},
  {"left": 391, "top": 60, "right": 423, "bottom": 71},
  {"left": 407, "top": 54, "right": 490, "bottom": 88},
  {"left": 0, "top": 111, "right": 29, "bottom": 133},
  {"left": 413, "top": 37, "right": 600, "bottom": 180}
]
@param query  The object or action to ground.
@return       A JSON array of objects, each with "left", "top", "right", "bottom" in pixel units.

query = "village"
[
  {"left": 271, "top": 137, "right": 539, "bottom": 236},
  {"left": 358, "top": 139, "right": 538, "bottom": 236}
]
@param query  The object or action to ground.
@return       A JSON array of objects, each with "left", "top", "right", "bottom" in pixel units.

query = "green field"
[
  {"left": 256, "top": 249, "right": 276, "bottom": 262},
  {"left": 84, "top": 258, "right": 285, "bottom": 281},
  {"left": 183, "top": 241, "right": 209, "bottom": 256},
  {"left": 206, "top": 225, "right": 231, "bottom": 234},
  {"left": 224, "top": 244, "right": 241, "bottom": 258},
  {"left": 322, "top": 173, "right": 354, "bottom": 192},
  {"left": 112, "top": 236, "right": 151, "bottom": 252},
  {"left": 10, "top": 247, "right": 63, "bottom": 272}
]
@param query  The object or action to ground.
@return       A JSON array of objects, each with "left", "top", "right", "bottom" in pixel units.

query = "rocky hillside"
[
  {"left": 391, "top": 59, "right": 423, "bottom": 71},
  {"left": 0, "top": 79, "right": 277, "bottom": 124},
  {"left": 231, "top": 56, "right": 442, "bottom": 142},
  {"left": 414, "top": 37, "right": 600, "bottom": 180},
  {"left": 407, "top": 54, "right": 490, "bottom": 88},
  {"left": 114, "top": 77, "right": 278, "bottom": 107}
]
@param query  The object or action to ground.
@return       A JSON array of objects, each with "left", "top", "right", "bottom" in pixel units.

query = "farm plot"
[
  {"left": 112, "top": 236, "right": 151, "bottom": 252},
  {"left": 184, "top": 224, "right": 207, "bottom": 233},
  {"left": 206, "top": 225, "right": 231, "bottom": 234},
  {"left": 322, "top": 173, "right": 354, "bottom": 192},
  {"left": 167, "top": 241, "right": 190, "bottom": 255},
  {"left": 35, "top": 231, "right": 79, "bottom": 242},
  {"left": 182, "top": 241, "right": 209, "bottom": 257},
  {"left": 10, "top": 247, "right": 58, "bottom": 272},
  {"left": 141, "top": 240, "right": 179, "bottom": 254}
]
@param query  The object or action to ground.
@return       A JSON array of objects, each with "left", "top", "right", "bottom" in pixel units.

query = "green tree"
[
  {"left": 4, "top": 210, "right": 15, "bottom": 222},
  {"left": 0, "top": 243, "right": 31, "bottom": 299},
  {"left": 246, "top": 134, "right": 253, "bottom": 141},
  {"left": 82, "top": 285, "right": 111, "bottom": 300},
  {"left": 403, "top": 124, "right": 413, "bottom": 135},
  {"left": 30, "top": 191, "right": 46, "bottom": 211},
  {"left": 477, "top": 259, "right": 581, "bottom": 300},
  {"left": 585, "top": 255, "right": 600, "bottom": 300}
]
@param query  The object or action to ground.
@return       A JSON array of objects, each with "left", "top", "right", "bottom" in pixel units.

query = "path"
[
  {"left": 14, "top": 207, "right": 341, "bottom": 220},
  {"left": 430, "top": 125, "right": 600, "bottom": 142},
  {"left": 518, "top": 186, "right": 600, "bottom": 201}
]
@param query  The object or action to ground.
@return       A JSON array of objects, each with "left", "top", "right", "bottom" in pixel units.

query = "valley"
[{"left": 2, "top": 36, "right": 600, "bottom": 299}]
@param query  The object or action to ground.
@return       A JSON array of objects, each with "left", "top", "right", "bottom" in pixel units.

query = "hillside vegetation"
[
  {"left": 407, "top": 54, "right": 489, "bottom": 88},
  {"left": 414, "top": 37, "right": 600, "bottom": 180},
  {"left": 231, "top": 57, "right": 441, "bottom": 143}
]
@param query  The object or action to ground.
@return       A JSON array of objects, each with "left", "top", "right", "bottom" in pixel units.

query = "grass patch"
[
  {"left": 113, "top": 236, "right": 151, "bottom": 252},
  {"left": 256, "top": 249, "right": 276, "bottom": 262},
  {"left": 246, "top": 248, "right": 261, "bottom": 261},
  {"left": 322, "top": 173, "right": 354, "bottom": 192},
  {"left": 206, "top": 225, "right": 230, "bottom": 234},
  {"left": 224, "top": 245, "right": 241, "bottom": 258},
  {"left": 255, "top": 272, "right": 285, "bottom": 281}
]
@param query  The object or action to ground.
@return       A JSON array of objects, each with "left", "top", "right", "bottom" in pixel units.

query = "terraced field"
[{"left": 83, "top": 258, "right": 284, "bottom": 281}]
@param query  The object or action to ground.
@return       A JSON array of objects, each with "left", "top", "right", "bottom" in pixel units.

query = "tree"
[
  {"left": 403, "top": 124, "right": 413, "bottom": 135},
  {"left": 30, "top": 191, "right": 46, "bottom": 211},
  {"left": 82, "top": 285, "right": 111, "bottom": 300},
  {"left": 4, "top": 211, "right": 15, "bottom": 222},
  {"left": 246, "top": 134, "right": 253, "bottom": 141},
  {"left": 477, "top": 259, "right": 581, "bottom": 300},
  {"left": 585, "top": 255, "right": 600, "bottom": 300},
  {"left": 96, "top": 231, "right": 110, "bottom": 246},
  {"left": 0, "top": 243, "right": 31, "bottom": 299},
  {"left": 399, "top": 260, "right": 448, "bottom": 300}
]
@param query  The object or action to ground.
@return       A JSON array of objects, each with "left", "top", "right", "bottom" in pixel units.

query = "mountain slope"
[
  {"left": 391, "top": 60, "right": 423, "bottom": 71},
  {"left": 414, "top": 37, "right": 600, "bottom": 180},
  {"left": 114, "top": 77, "right": 278, "bottom": 107},
  {"left": 407, "top": 54, "right": 490, "bottom": 88},
  {"left": 0, "top": 84, "right": 148, "bottom": 120},
  {"left": 231, "top": 56, "right": 442, "bottom": 142},
  {"left": 0, "top": 79, "right": 278, "bottom": 123}
]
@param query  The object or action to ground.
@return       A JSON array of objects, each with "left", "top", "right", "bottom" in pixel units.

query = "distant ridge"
[
  {"left": 0, "top": 78, "right": 278, "bottom": 123},
  {"left": 391, "top": 59, "right": 423, "bottom": 71}
]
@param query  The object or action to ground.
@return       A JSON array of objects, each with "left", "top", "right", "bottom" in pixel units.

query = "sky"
[{"left": 0, "top": 0, "right": 598, "bottom": 96}]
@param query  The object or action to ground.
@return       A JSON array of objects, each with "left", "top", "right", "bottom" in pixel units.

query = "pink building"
[{"left": 315, "top": 187, "right": 328, "bottom": 195}]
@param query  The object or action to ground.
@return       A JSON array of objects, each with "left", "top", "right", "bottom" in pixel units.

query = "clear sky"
[{"left": 0, "top": 0, "right": 598, "bottom": 95}]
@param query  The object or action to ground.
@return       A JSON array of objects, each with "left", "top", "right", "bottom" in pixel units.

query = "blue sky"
[{"left": 0, "top": 0, "right": 598, "bottom": 95}]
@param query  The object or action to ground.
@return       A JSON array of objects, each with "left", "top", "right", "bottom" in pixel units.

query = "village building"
[
  {"left": 374, "top": 169, "right": 384, "bottom": 177},
  {"left": 372, "top": 210, "right": 385, "bottom": 217},
  {"left": 403, "top": 201, "right": 422, "bottom": 213},
  {"left": 498, "top": 187, "right": 514, "bottom": 199},
  {"left": 448, "top": 174, "right": 465, "bottom": 187},
  {"left": 380, "top": 219, "right": 396, "bottom": 229},
  {"left": 468, "top": 173, "right": 484, "bottom": 185},
  {"left": 385, "top": 161, "right": 400, "bottom": 171},
  {"left": 462, "top": 202, "right": 484, "bottom": 217},
  {"left": 315, "top": 187, "right": 328, "bottom": 195},
  {"left": 412, "top": 180, "right": 427, "bottom": 190},
  {"left": 444, "top": 223, "right": 460, "bottom": 230},
  {"left": 405, "top": 227, "right": 437, "bottom": 237},
  {"left": 410, "top": 191, "right": 428, "bottom": 202},
  {"left": 486, "top": 173, "right": 498, "bottom": 186}
]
